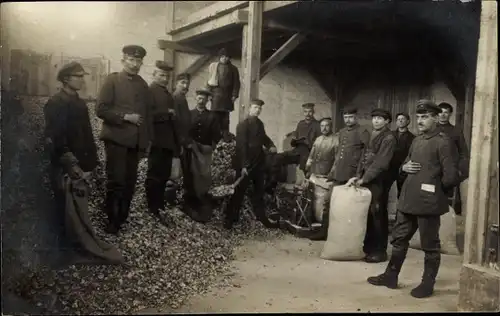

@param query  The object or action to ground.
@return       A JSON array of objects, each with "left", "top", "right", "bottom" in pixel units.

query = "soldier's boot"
[
  {"left": 146, "top": 180, "right": 164, "bottom": 217},
  {"left": 410, "top": 256, "right": 440, "bottom": 298},
  {"left": 104, "top": 193, "right": 120, "bottom": 235},
  {"left": 367, "top": 253, "right": 406, "bottom": 289}
]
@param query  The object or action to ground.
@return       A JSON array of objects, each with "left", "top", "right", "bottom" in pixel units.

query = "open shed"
[{"left": 160, "top": 0, "right": 498, "bottom": 311}]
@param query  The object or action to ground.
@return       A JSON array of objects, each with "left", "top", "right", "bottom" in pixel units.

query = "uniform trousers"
[
  {"left": 363, "top": 180, "right": 390, "bottom": 256},
  {"left": 104, "top": 141, "right": 140, "bottom": 226},
  {"left": 390, "top": 210, "right": 441, "bottom": 274},
  {"left": 145, "top": 146, "right": 173, "bottom": 212}
]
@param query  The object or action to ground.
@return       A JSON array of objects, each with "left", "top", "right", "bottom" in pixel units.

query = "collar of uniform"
[
  {"left": 120, "top": 70, "right": 136, "bottom": 80},
  {"left": 347, "top": 123, "right": 359, "bottom": 131},
  {"left": 303, "top": 118, "right": 316, "bottom": 125},
  {"left": 152, "top": 82, "right": 168, "bottom": 91},
  {"left": 59, "top": 88, "right": 79, "bottom": 101},
  {"left": 196, "top": 107, "right": 207, "bottom": 113},
  {"left": 423, "top": 128, "right": 440, "bottom": 139}
]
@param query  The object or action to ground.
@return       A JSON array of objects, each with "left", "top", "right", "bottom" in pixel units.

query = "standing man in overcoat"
[
  {"left": 279, "top": 103, "right": 322, "bottom": 172},
  {"left": 145, "top": 61, "right": 176, "bottom": 224},
  {"left": 224, "top": 99, "right": 280, "bottom": 230},
  {"left": 187, "top": 87, "right": 221, "bottom": 222},
  {"left": 367, "top": 100, "right": 460, "bottom": 299},
  {"left": 44, "top": 61, "right": 98, "bottom": 251},
  {"left": 96, "top": 45, "right": 153, "bottom": 234},
  {"left": 389, "top": 112, "right": 416, "bottom": 198},
  {"left": 436, "top": 102, "right": 469, "bottom": 215},
  {"left": 347, "top": 108, "right": 397, "bottom": 263},
  {"left": 207, "top": 48, "right": 241, "bottom": 142},
  {"left": 308, "top": 106, "right": 370, "bottom": 241}
]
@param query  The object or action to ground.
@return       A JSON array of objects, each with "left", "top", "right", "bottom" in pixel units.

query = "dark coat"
[
  {"left": 389, "top": 129, "right": 415, "bottom": 178},
  {"left": 398, "top": 129, "right": 460, "bottom": 216},
  {"left": 149, "top": 83, "right": 176, "bottom": 151},
  {"left": 293, "top": 119, "right": 322, "bottom": 150},
  {"left": 44, "top": 90, "right": 98, "bottom": 172},
  {"left": 96, "top": 71, "right": 153, "bottom": 150},
  {"left": 357, "top": 126, "right": 397, "bottom": 184},
  {"left": 329, "top": 124, "right": 370, "bottom": 182},
  {"left": 437, "top": 122, "right": 469, "bottom": 181},
  {"left": 189, "top": 108, "right": 221, "bottom": 147},
  {"left": 234, "top": 116, "right": 275, "bottom": 170},
  {"left": 209, "top": 62, "right": 241, "bottom": 112},
  {"left": 172, "top": 92, "right": 192, "bottom": 154}
]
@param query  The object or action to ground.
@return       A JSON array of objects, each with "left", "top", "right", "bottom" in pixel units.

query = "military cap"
[
  {"left": 319, "top": 117, "right": 333, "bottom": 123},
  {"left": 57, "top": 61, "right": 88, "bottom": 82},
  {"left": 122, "top": 45, "right": 147, "bottom": 58},
  {"left": 416, "top": 99, "right": 442, "bottom": 115},
  {"left": 371, "top": 108, "right": 392, "bottom": 122},
  {"left": 251, "top": 99, "right": 265, "bottom": 106},
  {"left": 218, "top": 48, "right": 228, "bottom": 57},
  {"left": 195, "top": 87, "right": 212, "bottom": 97},
  {"left": 437, "top": 102, "right": 454, "bottom": 113},
  {"left": 302, "top": 103, "right": 315, "bottom": 109},
  {"left": 342, "top": 106, "right": 358, "bottom": 114},
  {"left": 176, "top": 73, "right": 191, "bottom": 82},
  {"left": 155, "top": 60, "right": 173, "bottom": 72}
]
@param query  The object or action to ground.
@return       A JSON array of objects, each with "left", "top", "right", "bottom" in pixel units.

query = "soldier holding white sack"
[{"left": 367, "top": 100, "right": 460, "bottom": 299}]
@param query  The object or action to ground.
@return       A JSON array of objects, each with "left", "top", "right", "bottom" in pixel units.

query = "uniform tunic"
[
  {"left": 189, "top": 108, "right": 221, "bottom": 147},
  {"left": 398, "top": 129, "right": 460, "bottom": 216},
  {"left": 329, "top": 124, "right": 370, "bottom": 182},
  {"left": 96, "top": 71, "right": 153, "bottom": 150},
  {"left": 279, "top": 119, "right": 322, "bottom": 171},
  {"left": 307, "top": 134, "right": 339, "bottom": 176},
  {"left": 149, "top": 83, "right": 176, "bottom": 151},
  {"left": 208, "top": 62, "right": 241, "bottom": 112},
  {"left": 389, "top": 129, "right": 416, "bottom": 197},
  {"left": 437, "top": 122, "right": 469, "bottom": 180},
  {"left": 234, "top": 116, "right": 275, "bottom": 170},
  {"left": 293, "top": 119, "right": 322, "bottom": 149},
  {"left": 44, "top": 90, "right": 98, "bottom": 172},
  {"left": 172, "top": 92, "right": 192, "bottom": 152}
]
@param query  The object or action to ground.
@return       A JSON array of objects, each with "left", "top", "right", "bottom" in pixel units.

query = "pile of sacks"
[{"left": 4, "top": 97, "right": 284, "bottom": 315}]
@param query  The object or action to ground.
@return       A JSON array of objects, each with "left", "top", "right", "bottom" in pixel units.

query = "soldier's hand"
[
  {"left": 168, "top": 109, "right": 176, "bottom": 116},
  {"left": 68, "top": 165, "right": 85, "bottom": 180},
  {"left": 124, "top": 113, "right": 143, "bottom": 126},
  {"left": 231, "top": 96, "right": 238, "bottom": 102},
  {"left": 402, "top": 160, "right": 421, "bottom": 174},
  {"left": 269, "top": 146, "right": 277, "bottom": 154},
  {"left": 241, "top": 168, "right": 248, "bottom": 177},
  {"left": 346, "top": 177, "right": 359, "bottom": 187}
]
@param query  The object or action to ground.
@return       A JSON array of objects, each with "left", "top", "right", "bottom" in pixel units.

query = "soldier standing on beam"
[
  {"left": 206, "top": 48, "right": 241, "bottom": 142},
  {"left": 97, "top": 45, "right": 153, "bottom": 235}
]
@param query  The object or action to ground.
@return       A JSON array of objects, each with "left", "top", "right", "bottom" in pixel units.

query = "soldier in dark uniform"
[
  {"left": 96, "top": 45, "right": 153, "bottom": 234},
  {"left": 224, "top": 99, "right": 280, "bottom": 230},
  {"left": 347, "top": 108, "right": 397, "bottom": 263},
  {"left": 186, "top": 87, "right": 221, "bottom": 222},
  {"left": 389, "top": 112, "right": 416, "bottom": 198},
  {"left": 437, "top": 102, "right": 469, "bottom": 215},
  {"left": 367, "top": 100, "right": 460, "bottom": 299},
  {"left": 145, "top": 60, "right": 176, "bottom": 224},
  {"left": 278, "top": 103, "right": 322, "bottom": 172},
  {"left": 44, "top": 61, "right": 98, "bottom": 251},
  {"left": 207, "top": 48, "right": 241, "bottom": 142},
  {"left": 307, "top": 106, "right": 370, "bottom": 241}
]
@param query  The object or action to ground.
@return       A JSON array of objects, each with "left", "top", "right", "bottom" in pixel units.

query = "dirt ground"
[{"left": 141, "top": 234, "right": 463, "bottom": 314}]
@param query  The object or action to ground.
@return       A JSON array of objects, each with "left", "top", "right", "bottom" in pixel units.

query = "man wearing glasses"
[{"left": 96, "top": 45, "right": 154, "bottom": 234}]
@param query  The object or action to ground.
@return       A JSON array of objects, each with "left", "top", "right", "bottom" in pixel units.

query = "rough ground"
[{"left": 139, "top": 235, "right": 462, "bottom": 314}]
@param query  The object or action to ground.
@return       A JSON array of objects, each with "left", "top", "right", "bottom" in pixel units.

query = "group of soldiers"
[{"left": 43, "top": 43, "right": 469, "bottom": 299}]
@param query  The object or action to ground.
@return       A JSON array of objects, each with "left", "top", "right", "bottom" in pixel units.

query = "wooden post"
[
  {"left": 458, "top": 0, "right": 500, "bottom": 311},
  {"left": 165, "top": 1, "right": 177, "bottom": 92},
  {"left": 238, "top": 1, "right": 263, "bottom": 122}
]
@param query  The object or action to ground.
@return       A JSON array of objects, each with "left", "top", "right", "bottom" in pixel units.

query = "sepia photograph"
[{"left": 0, "top": 0, "right": 498, "bottom": 314}]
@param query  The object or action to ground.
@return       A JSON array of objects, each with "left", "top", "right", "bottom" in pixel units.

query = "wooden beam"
[
  {"left": 239, "top": 1, "right": 263, "bottom": 122},
  {"left": 158, "top": 39, "right": 210, "bottom": 55},
  {"left": 180, "top": 54, "right": 215, "bottom": 77},
  {"left": 462, "top": 0, "right": 498, "bottom": 267},
  {"left": 164, "top": 1, "right": 176, "bottom": 92},
  {"left": 171, "top": 1, "right": 298, "bottom": 43},
  {"left": 170, "top": 1, "right": 249, "bottom": 35},
  {"left": 260, "top": 33, "right": 306, "bottom": 79}
]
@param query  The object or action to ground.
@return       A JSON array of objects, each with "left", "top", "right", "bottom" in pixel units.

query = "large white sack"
[
  {"left": 309, "top": 174, "right": 332, "bottom": 222},
  {"left": 409, "top": 206, "right": 460, "bottom": 256},
  {"left": 321, "top": 185, "right": 372, "bottom": 261}
]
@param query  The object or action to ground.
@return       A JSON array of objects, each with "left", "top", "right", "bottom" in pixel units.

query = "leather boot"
[
  {"left": 410, "top": 256, "right": 440, "bottom": 298},
  {"left": 367, "top": 254, "right": 406, "bottom": 289},
  {"left": 105, "top": 197, "right": 120, "bottom": 235}
]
